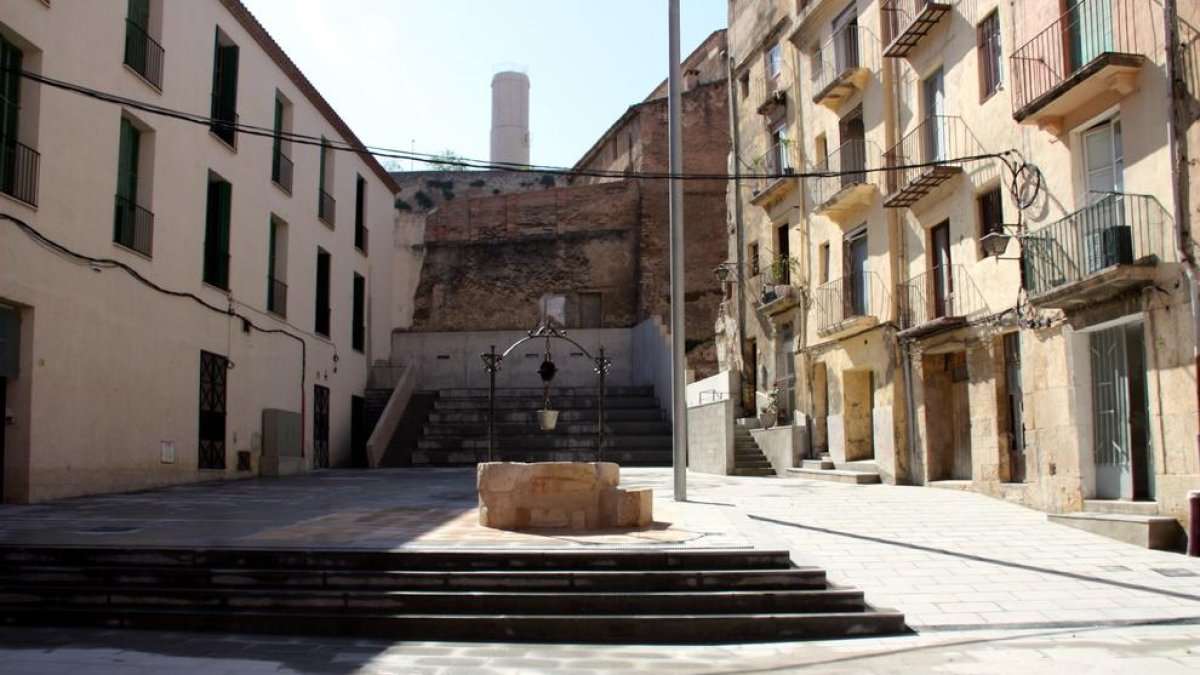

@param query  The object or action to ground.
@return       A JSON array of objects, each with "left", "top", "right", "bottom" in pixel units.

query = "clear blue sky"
[{"left": 239, "top": 0, "right": 728, "bottom": 170}]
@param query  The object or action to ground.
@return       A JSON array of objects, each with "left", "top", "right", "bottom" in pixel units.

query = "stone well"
[{"left": 477, "top": 461, "right": 653, "bottom": 531}]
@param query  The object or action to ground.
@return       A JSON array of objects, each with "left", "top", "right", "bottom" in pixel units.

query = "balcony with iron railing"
[
  {"left": 898, "top": 265, "right": 990, "bottom": 339},
  {"left": 748, "top": 65, "right": 794, "bottom": 118},
  {"left": 210, "top": 111, "right": 238, "bottom": 149},
  {"left": 318, "top": 188, "right": 336, "bottom": 226},
  {"left": 1010, "top": 0, "right": 1150, "bottom": 133},
  {"left": 751, "top": 256, "right": 802, "bottom": 316},
  {"left": 1021, "top": 193, "right": 1175, "bottom": 309},
  {"left": 112, "top": 195, "right": 154, "bottom": 257},
  {"left": 267, "top": 276, "right": 287, "bottom": 318},
  {"left": 748, "top": 139, "right": 798, "bottom": 207},
  {"left": 355, "top": 223, "right": 369, "bottom": 254},
  {"left": 883, "top": 115, "right": 977, "bottom": 208},
  {"left": 813, "top": 271, "right": 890, "bottom": 339},
  {"left": 123, "top": 19, "right": 164, "bottom": 89},
  {"left": 0, "top": 139, "right": 39, "bottom": 207},
  {"left": 811, "top": 24, "right": 877, "bottom": 110},
  {"left": 882, "top": 0, "right": 955, "bottom": 58},
  {"left": 808, "top": 139, "right": 881, "bottom": 222},
  {"left": 271, "top": 148, "right": 293, "bottom": 193}
]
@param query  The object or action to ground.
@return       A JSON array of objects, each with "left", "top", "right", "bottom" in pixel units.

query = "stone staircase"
[
  {"left": 0, "top": 546, "right": 906, "bottom": 643},
  {"left": 1048, "top": 500, "right": 1184, "bottom": 551},
  {"left": 409, "top": 386, "right": 672, "bottom": 466},
  {"left": 788, "top": 455, "right": 882, "bottom": 484},
  {"left": 733, "top": 421, "right": 776, "bottom": 477}
]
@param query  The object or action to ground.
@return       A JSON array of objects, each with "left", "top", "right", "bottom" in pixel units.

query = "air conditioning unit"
[{"left": 1083, "top": 225, "right": 1133, "bottom": 275}]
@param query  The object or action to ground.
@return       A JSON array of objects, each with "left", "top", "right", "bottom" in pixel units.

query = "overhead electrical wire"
[{"left": 11, "top": 67, "right": 1023, "bottom": 182}]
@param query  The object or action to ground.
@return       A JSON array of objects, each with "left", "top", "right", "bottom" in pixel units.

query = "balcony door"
[
  {"left": 1082, "top": 119, "right": 1129, "bottom": 273},
  {"left": 844, "top": 227, "right": 869, "bottom": 317},
  {"left": 832, "top": 5, "right": 859, "bottom": 74},
  {"left": 922, "top": 67, "right": 946, "bottom": 162},
  {"left": 930, "top": 220, "right": 953, "bottom": 319},
  {"left": 839, "top": 107, "right": 866, "bottom": 187},
  {"left": 1068, "top": 0, "right": 1114, "bottom": 73},
  {"left": 1090, "top": 322, "right": 1152, "bottom": 501}
]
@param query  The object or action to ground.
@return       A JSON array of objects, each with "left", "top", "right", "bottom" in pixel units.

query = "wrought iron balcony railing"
[
  {"left": 808, "top": 139, "right": 881, "bottom": 215},
  {"left": 812, "top": 24, "right": 877, "bottom": 108},
  {"left": 1021, "top": 192, "right": 1175, "bottom": 298},
  {"left": 355, "top": 223, "right": 369, "bottom": 254},
  {"left": 352, "top": 324, "right": 366, "bottom": 351},
  {"left": 1010, "top": 0, "right": 1150, "bottom": 124},
  {"left": 882, "top": 0, "right": 955, "bottom": 58},
  {"left": 749, "top": 65, "right": 794, "bottom": 117},
  {"left": 812, "top": 271, "right": 890, "bottom": 336},
  {"left": 210, "top": 111, "right": 238, "bottom": 148},
  {"left": 123, "top": 19, "right": 164, "bottom": 89},
  {"left": 749, "top": 139, "right": 798, "bottom": 204},
  {"left": 884, "top": 115, "right": 977, "bottom": 208},
  {"left": 898, "top": 264, "right": 989, "bottom": 335},
  {"left": 267, "top": 276, "right": 288, "bottom": 317},
  {"left": 112, "top": 194, "right": 154, "bottom": 256},
  {"left": 0, "top": 139, "right": 40, "bottom": 207},
  {"left": 318, "top": 188, "right": 336, "bottom": 226},
  {"left": 271, "top": 149, "right": 293, "bottom": 193}
]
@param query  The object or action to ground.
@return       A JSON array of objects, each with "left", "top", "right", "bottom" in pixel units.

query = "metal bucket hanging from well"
[{"left": 537, "top": 352, "right": 558, "bottom": 431}]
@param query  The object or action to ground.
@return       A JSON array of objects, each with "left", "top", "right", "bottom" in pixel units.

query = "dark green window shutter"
[
  {"left": 204, "top": 179, "right": 231, "bottom": 289},
  {"left": 318, "top": 138, "right": 328, "bottom": 191},
  {"left": 315, "top": 251, "right": 331, "bottom": 336},
  {"left": 267, "top": 219, "right": 278, "bottom": 279},
  {"left": 116, "top": 118, "right": 139, "bottom": 203},
  {"left": 352, "top": 273, "right": 365, "bottom": 351},
  {"left": 127, "top": 0, "right": 150, "bottom": 30},
  {"left": 210, "top": 35, "right": 239, "bottom": 143},
  {"left": 272, "top": 97, "right": 283, "bottom": 157},
  {"left": 0, "top": 37, "right": 21, "bottom": 189}
]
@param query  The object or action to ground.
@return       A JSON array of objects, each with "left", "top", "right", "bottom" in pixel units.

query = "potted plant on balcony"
[{"left": 767, "top": 255, "right": 798, "bottom": 285}]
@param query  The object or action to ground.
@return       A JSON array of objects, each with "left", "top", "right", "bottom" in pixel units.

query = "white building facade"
[{"left": 0, "top": 0, "right": 401, "bottom": 502}]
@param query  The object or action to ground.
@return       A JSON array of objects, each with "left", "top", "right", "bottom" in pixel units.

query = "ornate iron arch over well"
[{"left": 480, "top": 322, "right": 612, "bottom": 463}]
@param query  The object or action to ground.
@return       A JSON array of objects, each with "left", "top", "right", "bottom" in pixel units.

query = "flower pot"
[{"left": 536, "top": 409, "right": 559, "bottom": 432}]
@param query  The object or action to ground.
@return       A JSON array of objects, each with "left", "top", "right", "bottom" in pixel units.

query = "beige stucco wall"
[{"left": 0, "top": 0, "right": 403, "bottom": 501}]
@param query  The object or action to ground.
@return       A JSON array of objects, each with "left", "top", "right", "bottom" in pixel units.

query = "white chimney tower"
[{"left": 490, "top": 70, "right": 530, "bottom": 166}]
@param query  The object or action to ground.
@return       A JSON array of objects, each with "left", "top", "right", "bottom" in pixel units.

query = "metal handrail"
[
  {"left": 318, "top": 188, "right": 336, "bottom": 225},
  {"left": 210, "top": 111, "right": 238, "bottom": 148},
  {"left": 750, "top": 139, "right": 797, "bottom": 195},
  {"left": 271, "top": 149, "right": 293, "bottom": 192},
  {"left": 812, "top": 271, "right": 890, "bottom": 331},
  {"left": 1021, "top": 192, "right": 1175, "bottom": 296},
  {"left": 882, "top": 0, "right": 955, "bottom": 47},
  {"left": 808, "top": 138, "right": 881, "bottom": 208},
  {"left": 113, "top": 194, "right": 154, "bottom": 256},
  {"left": 0, "top": 139, "right": 39, "bottom": 206},
  {"left": 267, "top": 276, "right": 288, "bottom": 317},
  {"left": 898, "top": 264, "right": 989, "bottom": 329},
  {"left": 1010, "top": 0, "right": 1152, "bottom": 113},
  {"left": 884, "top": 115, "right": 975, "bottom": 195},
  {"left": 355, "top": 223, "right": 369, "bottom": 253},
  {"left": 123, "top": 19, "right": 164, "bottom": 89},
  {"left": 812, "top": 24, "right": 878, "bottom": 97}
]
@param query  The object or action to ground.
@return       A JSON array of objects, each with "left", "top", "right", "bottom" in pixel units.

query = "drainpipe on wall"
[
  {"left": 727, "top": 54, "right": 749, "bottom": 418},
  {"left": 1164, "top": 0, "right": 1200, "bottom": 555}
]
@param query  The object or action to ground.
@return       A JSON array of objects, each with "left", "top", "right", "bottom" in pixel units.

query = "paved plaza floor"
[{"left": 1, "top": 467, "right": 1199, "bottom": 673}]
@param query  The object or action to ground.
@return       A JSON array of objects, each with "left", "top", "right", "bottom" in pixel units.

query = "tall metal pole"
[{"left": 668, "top": 0, "right": 687, "bottom": 501}]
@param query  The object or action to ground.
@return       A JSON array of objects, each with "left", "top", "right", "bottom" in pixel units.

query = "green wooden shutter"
[
  {"left": 272, "top": 97, "right": 283, "bottom": 158},
  {"left": 221, "top": 46, "right": 239, "bottom": 120},
  {"left": 117, "top": 118, "right": 139, "bottom": 203},
  {"left": 204, "top": 179, "right": 232, "bottom": 289},
  {"left": 0, "top": 37, "right": 21, "bottom": 189},
  {"left": 352, "top": 274, "right": 365, "bottom": 349},
  {"left": 318, "top": 138, "right": 327, "bottom": 192},
  {"left": 127, "top": 0, "right": 150, "bottom": 30},
  {"left": 216, "top": 180, "right": 231, "bottom": 289}
]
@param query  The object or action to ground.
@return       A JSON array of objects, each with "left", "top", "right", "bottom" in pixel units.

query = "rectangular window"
[
  {"left": 766, "top": 43, "right": 783, "bottom": 82},
  {"left": 198, "top": 350, "right": 228, "bottom": 470},
  {"left": 354, "top": 174, "right": 367, "bottom": 253},
  {"left": 770, "top": 124, "right": 791, "bottom": 173},
  {"left": 313, "top": 384, "right": 329, "bottom": 468},
  {"left": 315, "top": 249, "right": 331, "bottom": 337},
  {"left": 267, "top": 216, "right": 287, "bottom": 316},
  {"left": 0, "top": 35, "right": 38, "bottom": 206},
  {"left": 351, "top": 272, "right": 365, "bottom": 352},
  {"left": 577, "top": 292, "right": 602, "bottom": 329},
  {"left": 210, "top": 30, "right": 239, "bottom": 147},
  {"left": 271, "top": 93, "right": 293, "bottom": 192},
  {"left": 738, "top": 72, "right": 750, "bottom": 99},
  {"left": 977, "top": 10, "right": 1002, "bottom": 100},
  {"left": 203, "top": 175, "right": 231, "bottom": 289},
  {"left": 749, "top": 242, "right": 760, "bottom": 277},
  {"left": 318, "top": 137, "right": 335, "bottom": 225},
  {"left": 978, "top": 186, "right": 1004, "bottom": 257},
  {"left": 113, "top": 117, "right": 153, "bottom": 255},
  {"left": 124, "top": 0, "right": 163, "bottom": 88},
  {"left": 819, "top": 242, "right": 830, "bottom": 284}
]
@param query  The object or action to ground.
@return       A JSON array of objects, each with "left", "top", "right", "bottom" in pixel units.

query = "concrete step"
[
  {"left": 417, "top": 435, "right": 672, "bottom": 450},
  {"left": 1082, "top": 500, "right": 1161, "bottom": 516},
  {"left": 1047, "top": 512, "right": 1184, "bottom": 551},
  {"left": 734, "top": 468, "right": 777, "bottom": 477},
  {"left": 801, "top": 459, "right": 835, "bottom": 470},
  {"left": 423, "top": 421, "right": 672, "bottom": 436},
  {"left": 843, "top": 460, "right": 880, "bottom": 472},
  {"left": 429, "top": 409, "right": 663, "bottom": 424},
  {"left": 438, "top": 386, "right": 655, "bottom": 399},
  {"left": 411, "top": 449, "right": 672, "bottom": 466},
  {"left": 0, "top": 606, "right": 908, "bottom": 644},
  {"left": 436, "top": 397, "right": 659, "bottom": 411},
  {"left": 786, "top": 468, "right": 881, "bottom": 485},
  {"left": 0, "top": 546, "right": 906, "bottom": 643}
]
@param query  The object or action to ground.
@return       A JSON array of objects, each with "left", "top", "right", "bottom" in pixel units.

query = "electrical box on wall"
[{"left": 160, "top": 441, "right": 176, "bottom": 464}]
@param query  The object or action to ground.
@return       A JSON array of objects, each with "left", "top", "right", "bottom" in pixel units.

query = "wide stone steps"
[
  {"left": 435, "top": 397, "right": 660, "bottom": 411},
  {"left": 411, "top": 449, "right": 671, "bottom": 466},
  {"left": 439, "top": 386, "right": 655, "bottom": 398},
  {"left": 419, "top": 435, "right": 671, "bottom": 450},
  {"left": 0, "top": 546, "right": 906, "bottom": 643},
  {"left": 422, "top": 421, "right": 672, "bottom": 436},
  {"left": 429, "top": 409, "right": 664, "bottom": 424}
]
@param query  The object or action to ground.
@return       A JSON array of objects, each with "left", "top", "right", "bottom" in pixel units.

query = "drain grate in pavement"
[
  {"left": 1153, "top": 568, "right": 1198, "bottom": 578},
  {"left": 76, "top": 526, "right": 140, "bottom": 534}
]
